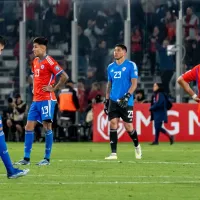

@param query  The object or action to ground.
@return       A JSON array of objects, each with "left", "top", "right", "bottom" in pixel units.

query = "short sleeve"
[
  {"left": 46, "top": 56, "right": 63, "bottom": 76},
  {"left": 130, "top": 61, "right": 138, "bottom": 79},
  {"left": 182, "top": 65, "right": 199, "bottom": 83}
]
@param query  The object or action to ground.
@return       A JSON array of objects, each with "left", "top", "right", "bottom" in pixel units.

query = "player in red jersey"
[
  {"left": 15, "top": 37, "right": 68, "bottom": 166},
  {"left": 177, "top": 65, "right": 200, "bottom": 103}
]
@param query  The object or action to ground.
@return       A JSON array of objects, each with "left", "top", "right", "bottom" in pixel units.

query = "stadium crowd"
[{"left": 1, "top": 0, "right": 200, "bottom": 141}]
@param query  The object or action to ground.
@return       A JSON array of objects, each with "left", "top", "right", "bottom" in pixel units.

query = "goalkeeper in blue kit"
[
  {"left": 0, "top": 36, "right": 29, "bottom": 178},
  {"left": 104, "top": 44, "right": 142, "bottom": 160}
]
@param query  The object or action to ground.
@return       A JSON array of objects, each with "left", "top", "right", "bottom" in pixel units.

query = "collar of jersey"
[
  {"left": 114, "top": 59, "right": 127, "bottom": 66},
  {"left": 38, "top": 54, "right": 48, "bottom": 63}
]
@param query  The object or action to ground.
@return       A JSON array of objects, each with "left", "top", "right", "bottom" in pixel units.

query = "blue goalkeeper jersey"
[{"left": 107, "top": 59, "right": 138, "bottom": 106}]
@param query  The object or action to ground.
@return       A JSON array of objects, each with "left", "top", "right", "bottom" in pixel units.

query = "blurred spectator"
[
  {"left": 85, "top": 67, "right": 96, "bottom": 93},
  {"left": 149, "top": 26, "right": 161, "bottom": 75},
  {"left": 94, "top": 8, "right": 107, "bottom": 38},
  {"left": 185, "top": 38, "right": 200, "bottom": 68},
  {"left": 90, "top": 40, "right": 108, "bottom": 81},
  {"left": 156, "top": 39, "right": 175, "bottom": 94},
  {"left": 131, "top": 27, "right": 143, "bottom": 74},
  {"left": 58, "top": 79, "right": 80, "bottom": 124},
  {"left": 162, "top": 10, "right": 177, "bottom": 43},
  {"left": 106, "top": 8, "right": 123, "bottom": 48},
  {"left": 131, "top": 0, "right": 144, "bottom": 27},
  {"left": 135, "top": 89, "right": 148, "bottom": 103},
  {"left": 2, "top": 98, "right": 14, "bottom": 141},
  {"left": 41, "top": 0, "right": 53, "bottom": 40},
  {"left": 88, "top": 82, "right": 103, "bottom": 104},
  {"left": 78, "top": 25, "right": 91, "bottom": 76},
  {"left": 56, "top": 0, "right": 71, "bottom": 41},
  {"left": 141, "top": 0, "right": 157, "bottom": 32},
  {"left": 84, "top": 19, "right": 97, "bottom": 50},
  {"left": 85, "top": 94, "right": 103, "bottom": 125},
  {"left": 6, "top": 94, "right": 26, "bottom": 142},
  {"left": 26, "top": 0, "right": 36, "bottom": 32},
  {"left": 183, "top": 7, "right": 199, "bottom": 40},
  {"left": 77, "top": 78, "right": 87, "bottom": 123}
]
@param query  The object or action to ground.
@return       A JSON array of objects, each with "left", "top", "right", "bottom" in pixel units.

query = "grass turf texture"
[{"left": 0, "top": 142, "right": 200, "bottom": 200}]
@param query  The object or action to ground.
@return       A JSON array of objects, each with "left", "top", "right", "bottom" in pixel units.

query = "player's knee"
[
  {"left": 25, "top": 124, "right": 34, "bottom": 131},
  {"left": 25, "top": 121, "right": 37, "bottom": 131},
  {"left": 124, "top": 123, "right": 134, "bottom": 132},
  {"left": 110, "top": 120, "right": 118, "bottom": 129}
]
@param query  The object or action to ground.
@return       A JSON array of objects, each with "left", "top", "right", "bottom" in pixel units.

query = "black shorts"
[{"left": 108, "top": 100, "right": 133, "bottom": 123}]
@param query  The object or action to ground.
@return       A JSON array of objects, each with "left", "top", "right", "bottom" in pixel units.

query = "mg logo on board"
[{"left": 97, "top": 110, "right": 126, "bottom": 140}]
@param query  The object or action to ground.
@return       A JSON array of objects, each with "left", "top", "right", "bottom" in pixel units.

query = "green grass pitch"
[{"left": 1, "top": 142, "right": 200, "bottom": 200}]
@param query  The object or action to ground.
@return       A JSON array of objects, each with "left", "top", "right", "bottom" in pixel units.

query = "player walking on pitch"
[
  {"left": 0, "top": 36, "right": 29, "bottom": 178},
  {"left": 104, "top": 44, "right": 142, "bottom": 160},
  {"left": 15, "top": 37, "right": 68, "bottom": 166}
]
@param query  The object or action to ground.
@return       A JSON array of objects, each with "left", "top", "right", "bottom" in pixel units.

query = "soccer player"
[
  {"left": 0, "top": 36, "right": 29, "bottom": 178},
  {"left": 15, "top": 37, "right": 68, "bottom": 165},
  {"left": 177, "top": 66, "right": 200, "bottom": 103},
  {"left": 104, "top": 44, "right": 142, "bottom": 160}
]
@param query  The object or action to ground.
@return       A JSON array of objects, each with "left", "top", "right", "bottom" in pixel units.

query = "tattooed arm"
[{"left": 105, "top": 81, "right": 112, "bottom": 99}]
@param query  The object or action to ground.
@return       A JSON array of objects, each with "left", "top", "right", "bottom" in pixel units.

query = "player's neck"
[
  {"left": 38, "top": 53, "right": 47, "bottom": 60},
  {"left": 116, "top": 57, "right": 126, "bottom": 65}
]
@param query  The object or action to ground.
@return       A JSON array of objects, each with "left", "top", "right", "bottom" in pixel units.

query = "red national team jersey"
[
  {"left": 32, "top": 55, "right": 63, "bottom": 101},
  {"left": 182, "top": 64, "right": 200, "bottom": 96}
]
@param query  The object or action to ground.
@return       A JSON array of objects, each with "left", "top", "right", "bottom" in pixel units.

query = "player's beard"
[{"left": 115, "top": 55, "right": 124, "bottom": 60}]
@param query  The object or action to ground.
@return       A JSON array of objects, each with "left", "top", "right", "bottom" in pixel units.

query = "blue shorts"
[
  {"left": 0, "top": 115, "right": 2, "bottom": 129},
  {"left": 27, "top": 100, "right": 56, "bottom": 123}
]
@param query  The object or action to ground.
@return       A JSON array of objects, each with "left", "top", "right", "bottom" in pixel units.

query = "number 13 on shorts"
[{"left": 42, "top": 106, "right": 49, "bottom": 115}]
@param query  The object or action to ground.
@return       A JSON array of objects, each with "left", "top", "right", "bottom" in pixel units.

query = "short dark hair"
[
  {"left": 0, "top": 36, "right": 6, "bottom": 46},
  {"left": 115, "top": 44, "right": 127, "bottom": 52},
  {"left": 33, "top": 37, "right": 48, "bottom": 46}
]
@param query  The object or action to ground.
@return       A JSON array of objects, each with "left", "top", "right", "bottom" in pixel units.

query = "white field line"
[
  {"left": 0, "top": 181, "right": 200, "bottom": 185},
  {"left": 51, "top": 159, "right": 200, "bottom": 165},
  {"left": 0, "top": 174, "right": 199, "bottom": 179}
]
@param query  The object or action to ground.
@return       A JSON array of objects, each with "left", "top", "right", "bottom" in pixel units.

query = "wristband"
[{"left": 192, "top": 94, "right": 197, "bottom": 99}]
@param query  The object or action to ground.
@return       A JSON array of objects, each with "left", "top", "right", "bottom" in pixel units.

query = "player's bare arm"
[
  {"left": 177, "top": 76, "right": 200, "bottom": 102},
  {"left": 42, "top": 71, "right": 68, "bottom": 92},
  {"left": 106, "top": 81, "right": 112, "bottom": 99},
  {"left": 128, "top": 78, "right": 137, "bottom": 95}
]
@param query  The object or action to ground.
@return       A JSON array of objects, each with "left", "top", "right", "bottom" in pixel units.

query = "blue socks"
[
  {"left": 0, "top": 130, "right": 14, "bottom": 174},
  {"left": 24, "top": 130, "right": 34, "bottom": 160},
  {"left": 24, "top": 129, "right": 53, "bottom": 161},
  {"left": 44, "top": 130, "right": 53, "bottom": 160}
]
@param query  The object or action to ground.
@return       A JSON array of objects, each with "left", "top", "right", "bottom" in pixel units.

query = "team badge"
[
  {"left": 55, "top": 66, "right": 60, "bottom": 71},
  {"left": 41, "top": 65, "right": 44, "bottom": 69},
  {"left": 122, "top": 67, "right": 126, "bottom": 71},
  {"left": 111, "top": 69, "right": 114, "bottom": 72}
]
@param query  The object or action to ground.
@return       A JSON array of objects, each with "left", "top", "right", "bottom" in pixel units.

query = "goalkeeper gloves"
[
  {"left": 117, "top": 93, "right": 131, "bottom": 108},
  {"left": 104, "top": 99, "right": 109, "bottom": 115}
]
